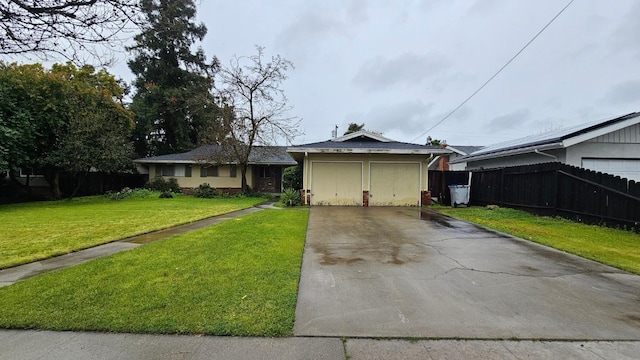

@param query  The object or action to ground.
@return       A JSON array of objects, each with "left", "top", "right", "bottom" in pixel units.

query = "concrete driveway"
[{"left": 294, "top": 207, "right": 640, "bottom": 339}]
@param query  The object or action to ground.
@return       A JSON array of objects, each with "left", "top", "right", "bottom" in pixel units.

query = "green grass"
[
  {"left": 0, "top": 194, "right": 265, "bottom": 269},
  {"left": 434, "top": 205, "right": 640, "bottom": 275},
  {"left": 0, "top": 209, "right": 308, "bottom": 336}
]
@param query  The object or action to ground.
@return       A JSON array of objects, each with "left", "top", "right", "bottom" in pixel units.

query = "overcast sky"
[{"left": 23, "top": 0, "right": 640, "bottom": 147}]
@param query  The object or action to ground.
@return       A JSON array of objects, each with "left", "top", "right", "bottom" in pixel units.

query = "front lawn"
[
  {"left": 0, "top": 193, "right": 265, "bottom": 269},
  {"left": 0, "top": 209, "right": 308, "bottom": 336},
  {"left": 434, "top": 206, "right": 640, "bottom": 275}
]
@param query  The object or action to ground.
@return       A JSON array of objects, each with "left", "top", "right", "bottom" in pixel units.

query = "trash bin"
[{"left": 448, "top": 185, "right": 470, "bottom": 207}]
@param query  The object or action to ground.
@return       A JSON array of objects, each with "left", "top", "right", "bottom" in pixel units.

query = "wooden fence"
[{"left": 429, "top": 162, "right": 640, "bottom": 231}]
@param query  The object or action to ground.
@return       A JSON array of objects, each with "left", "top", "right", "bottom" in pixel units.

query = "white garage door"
[
  {"left": 311, "top": 162, "right": 362, "bottom": 206},
  {"left": 370, "top": 163, "right": 421, "bottom": 206},
  {"left": 582, "top": 158, "right": 640, "bottom": 182}
]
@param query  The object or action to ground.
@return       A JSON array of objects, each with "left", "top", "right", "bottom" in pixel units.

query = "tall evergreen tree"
[{"left": 127, "top": 0, "right": 218, "bottom": 156}]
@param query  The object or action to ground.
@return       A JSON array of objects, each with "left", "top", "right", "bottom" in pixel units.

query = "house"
[
  {"left": 133, "top": 145, "right": 297, "bottom": 193},
  {"left": 451, "top": 112, "right": 640, "bottom": 182},
  {"left": 428, "top": 145, "right": 484, "bottom": 171},
  {"left": 286, "top": 131, "right": 451, "bottom": 206}
]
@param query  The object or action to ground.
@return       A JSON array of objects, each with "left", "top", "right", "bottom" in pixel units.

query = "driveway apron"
[{"left": 294, "top": 207, "right": 640, "bottom": 339}]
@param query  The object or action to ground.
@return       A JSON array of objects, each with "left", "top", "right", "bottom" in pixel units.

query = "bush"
[
  {"left": 191, "top": 183, "right": 217, "bottom": 198},
  {"left": 104, "top": 187, "right": 155, "bottom": 201},
  {"left": 159, "top": 191, "right": 173, "bottom": 198},
  {"left": 280, "top": 188, "right": 300, "bottom": 207},
  {"left": 144, "top": 177, "right": 181, "bottom": 193},
  {"left": 282, "top": 165, "right": 302, "bottom": 190}
]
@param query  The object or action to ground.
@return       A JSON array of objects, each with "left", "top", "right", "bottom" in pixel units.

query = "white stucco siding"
[
  {"left": 148, "top": 164, "right": 247, "bottom": 189},
  {"left": 369, "top": 162, "right": 421, "bottom": 206}
]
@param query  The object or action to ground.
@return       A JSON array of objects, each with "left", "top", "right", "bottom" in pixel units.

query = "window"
[
  {"left": 160, "top": 165, "right": 174, "bottom": 177},
  {"left": 258, "top": 166, "right": 270, "bottom": 178},
  {"left": 200, "top": 166, "right": 218, "bottom": 177},
  {"left": 230, "top": 165, "right": 237, "bottom": 178},
  {"left": 19, "top": 167, "right": 44, "bottom": 177},
  {"left": 157, "top": 165, "right": 191, "bottom": 177}
]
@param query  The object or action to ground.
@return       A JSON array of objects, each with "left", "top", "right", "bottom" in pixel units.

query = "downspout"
[
  {"left": 304, "top": 152, "right": 309, "bottom": 205},
  {"left": 534, "top": 148, "right": 558, "bottom": 161}
]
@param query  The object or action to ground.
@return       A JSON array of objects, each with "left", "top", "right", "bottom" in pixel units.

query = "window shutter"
[{"left": 185, "top": 166, "right": 192, "bottom": 177}]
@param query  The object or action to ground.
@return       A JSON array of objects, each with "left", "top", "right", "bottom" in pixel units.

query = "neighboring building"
[
  {"left": 452, "top": 112, "right": 640, "bottom": 182},
  {"left": 428, "top": 145, "right": 484, "bottom": 171},
  {"left": 134, "top": 145, "right": 297, "bottom": 193},
  {"left": 286, "top": 130, "right": 450, "bottom": 206}
]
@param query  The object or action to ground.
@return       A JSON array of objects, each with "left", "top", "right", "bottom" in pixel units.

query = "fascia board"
[
  {"left": 133, "top": 159, "right": 196, "bottom": 164},
  {"left": 287, "top": 147, "right": 450, "bottom": 155},
  {"left": 562, "top": 116, "right": 640, "bottom": 147},
  {"left": 454, "top": 143, "right": 563, "bottom": 163}
]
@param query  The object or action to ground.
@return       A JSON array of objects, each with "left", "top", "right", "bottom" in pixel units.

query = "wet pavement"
[
  {"left": 2, "top": 330, "right": 639, "bottom": 360},
  {"left": 0, "top": 207, "right": 262, "bottom": 287},
  {"left": 3, "top": 205, "right": 640, "bottom": 359},
  {"left": 294, "top": 207, "right": 640, "bottom": 339}
]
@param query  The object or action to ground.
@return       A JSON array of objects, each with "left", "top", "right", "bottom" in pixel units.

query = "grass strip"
[
  {"left": 434, "top": 206, "right": 640, "bottom": 275},
  {"left": 0, "top": 209, "right": 309, "bottom": 336},
  {"left": 0, "top": 194, "right": 264, "bottom": 269}
]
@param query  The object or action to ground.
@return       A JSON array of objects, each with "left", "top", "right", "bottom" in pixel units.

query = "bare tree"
[
  {"left": 0, "top": 0, "right": 141, "bottom": 65},
  {"left": 210, "top": 46, "right": 302, "bottom": 192}
]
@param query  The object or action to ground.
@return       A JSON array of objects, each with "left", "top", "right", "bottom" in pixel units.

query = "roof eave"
[
  {"left": 287, "top": 147, "right": 451, "bottom": 155},
  {"left": 452, "top": 142, "right": 563, "bottom": 164},
  {"left": 562, "top": 114, "right": 640, "bottom": 147},
  {"left": 133, "top": 159, "right": 195, "bottom": 164}
]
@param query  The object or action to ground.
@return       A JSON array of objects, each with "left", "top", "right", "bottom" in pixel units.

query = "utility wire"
[{"left": 412, "top": 0, "right": 575, "bottom": 143}]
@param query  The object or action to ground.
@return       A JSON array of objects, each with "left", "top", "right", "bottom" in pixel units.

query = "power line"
[{"left": 412, "top": 0, "right": 575, "bottom": 143}]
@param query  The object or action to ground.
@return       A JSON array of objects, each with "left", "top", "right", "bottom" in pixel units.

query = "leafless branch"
[{"left": 1, "top": 0, "right": 142, "bottom": 66}]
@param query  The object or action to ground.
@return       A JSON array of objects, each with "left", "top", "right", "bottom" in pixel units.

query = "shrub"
[
  {"left": 192, "top": 183, "right": 217, "bottom": 198},
  {"left": 159, "top": 191, "right": 173, "bottom": 198},
  {"left": 281, "top": 188, "right": 300, "bottom": 207},
  {"left": 282, "top": 165, "right": 302, "bottom": 190},
  {"left": 144, "top": 177, "right": 181, "bottom": 193},
  {"left": 104, "top": 188, "right": 156, "bottom": 201}
]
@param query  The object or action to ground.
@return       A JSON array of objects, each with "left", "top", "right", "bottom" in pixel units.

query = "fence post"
[{"left": 499, "top": 168, "right": 504, "bottom": 206}]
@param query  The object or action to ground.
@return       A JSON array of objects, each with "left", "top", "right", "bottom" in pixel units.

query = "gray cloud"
[
  {"left": 602, "top": 81, "right": 640, "bottom": 105},
  {"left": 346, "top": 100, "right": 435, "bottom": 135},
  {"left": 486, "top": 109, "right": 531, "bottom": 132},
  {"left": 352, "top": 53, "right": 449, "bottom": 91},
  {"left": 611, "top": 2, "right": 640, "bottom": 57}
]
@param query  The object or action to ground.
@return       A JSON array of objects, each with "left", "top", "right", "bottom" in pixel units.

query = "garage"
[
  {"left": 369, "top": 162, "right": 421, "bottom": 206},
  {"left": 310, "top": 162, "right": 362, "bottom": 206},
  {"left": 582, "top": 158, "right": 640, "bottom": 182},
  {"left": 287, "top": 130, "right": 449, "bottom": 207}
]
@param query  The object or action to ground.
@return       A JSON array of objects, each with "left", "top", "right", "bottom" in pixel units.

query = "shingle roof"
[
  {"left": 460, "top": 111, "right": 640, "bottom": 161},
  {"left": 288, "top": 130, "right": 449, "bottom": 154},
  {"left": 446, "top": 145, "right": 484, "bottom": 155},
  {"left": 289, "top": 139, "right": 442, "bottom": 150},
  {"left": 134, "top": 145, "right": 297, "bottom": 165}
]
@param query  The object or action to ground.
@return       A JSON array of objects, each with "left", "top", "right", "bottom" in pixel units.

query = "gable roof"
[
  {"left": 288, "top": 130, "right": 450, "bottom": 155},
  {"left": 134, "top": 145, "right": 297, "bottom": 165},
  {"left": 454, "top": 111, "right": 640, "bottom": 163},
  {"left": 446, "top": 145, "right": 484, "bottom": 156}
]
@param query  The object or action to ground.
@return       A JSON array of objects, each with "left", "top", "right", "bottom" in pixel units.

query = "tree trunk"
[
  {"left": 8, "top": 169, "right": 32, "bottom": 200},
  {"left": 45, "top": 170, "right": 62, "bottom": 199},
  {"left": 240, "top": 163, "right": 249, "bottom": 193},
  {"left": 68, "top": 168, "right": 90, "bottom": 200}
]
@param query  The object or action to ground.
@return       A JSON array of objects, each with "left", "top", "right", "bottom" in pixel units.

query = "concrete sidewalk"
[
  {"left": 0, "top": 207, "right": 263, "bottom": 288},
  {"left": 1, "top": 330, "right": 639, "bottom": 360}
]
